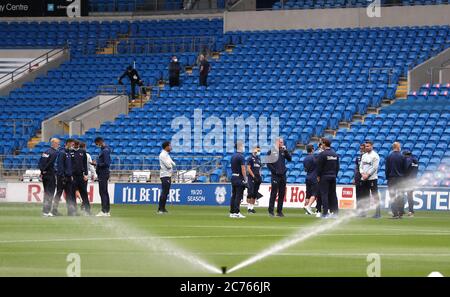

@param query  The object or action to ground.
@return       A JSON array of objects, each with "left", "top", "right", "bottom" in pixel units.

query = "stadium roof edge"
[{"left": 0, "top": 12, "right": 224, "bottom": 23}]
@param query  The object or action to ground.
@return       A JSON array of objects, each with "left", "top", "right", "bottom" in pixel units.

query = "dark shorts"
[{"left": 306, "top": 179, "right": 318, "bottom": 199}]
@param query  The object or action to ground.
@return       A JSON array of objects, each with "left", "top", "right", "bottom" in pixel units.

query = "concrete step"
[
  {"left": 324, "top": 129, "right": 337, "bottom": 136},
  {"left": 212, "top": 52, "right": 220, "bottom": 59},
  {"left": 352, "top": 114, "right": 364, "bottom": 122},
  {"left": 310, "top": 136, "right": 321, "bottom": 143},
  {"left": 367, "top": 107, "right": 379, "bottom": 114},
  {"left": 339, "top": 121, "right": 351, "bottom": 129},
  {"left": 296, "top": 143, "right": 306, "bottom": 150},
  {"left": 225, "top": 44, "right": 235, "bottom": 53}
]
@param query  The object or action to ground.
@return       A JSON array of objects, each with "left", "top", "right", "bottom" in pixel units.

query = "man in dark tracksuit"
[
  {"left": 246, "top": 146, "right": 262, "bottom": 214},
  {"left": 93, "top": 137, "right": 112, "bottom": 216},
  {"left": 403, "top": 150, "right": 419, "bottom": 216},
  {"left": 316, "top": 138, "right": 340, "bottom": 218},
  {"left": 38, "top": 138, "right": 60, "bottom": 217},
  {"left": 267, "top": 138, "right": 292, "bottom": 217},
  {"left": 303, "top": 144, "right": 318, "bottom": 215},
  {"left": 53, "top": 139, "right": 74, "bottom": 216},
  {"left": 230, "top": 142, "right": 247, "bottom": 218},
  {"left": 118, "top": 65, "right": 146, "bottom": 100},
  {"left": 354, "top": 143, "right": 365, "bottom": 212},
  {"left": 168, "top": 56, "right": 181, "bottom": 87},
  {"left": 71, "top": 140, "right": 90, "bottom": 215},
  {"left": 385, "top": 142, "right": 407, "bottom": 219}
]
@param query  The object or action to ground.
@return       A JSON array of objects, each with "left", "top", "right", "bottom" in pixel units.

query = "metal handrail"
[
  {"left": 97, "top": 84, "right": 127, "bottom": 95},
  {"left": 0, "top": 46, "right": 68, "bottom": 86},
  {"left": 61, "top": 93, "right": 128, "bottom": 130},
  {"left": 3, "top": 119, "right": 35, "bottom": 136},
  {"left": 0, "top": 154, "right": 223, "bottom": 182},
  {"left": 87, "top": 35, "right": 216, "bottom": 56},
  {"left": 89, "top": 0, "right": 226, "bottom": 13}
]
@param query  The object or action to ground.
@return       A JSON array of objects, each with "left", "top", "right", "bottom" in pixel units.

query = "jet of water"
[
  {"left": 226, "top": 206, "right": 374, "bottom": 274},
  {"left": 89, "top": 217, "right": 222, "bottom": 274}
]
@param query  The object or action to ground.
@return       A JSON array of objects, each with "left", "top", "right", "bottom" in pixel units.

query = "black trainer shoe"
[
  {"left": 276, "top": 212, "right": 285, "bottom": 217},
  {"left": 268, "top": 212, "right": 275, "bottom": 217}
]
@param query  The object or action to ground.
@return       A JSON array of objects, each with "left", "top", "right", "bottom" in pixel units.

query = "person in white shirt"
[
  {"left": 359, "top": 140, "right": 381, "bottom": 218},
  {"left": 80, "top": 142, "right": 97, "bottom": 181},
  {"left": 158, "top": 141, "right": 176, "bottom": 214}
]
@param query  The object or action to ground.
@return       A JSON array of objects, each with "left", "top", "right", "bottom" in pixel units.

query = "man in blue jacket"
[
  {"left": 38, "top": 138, "right": 60, "bottom": 217},
  {"left": 385, "top": 142, "right": 407, "bottom": 219},
  {"left": 403, "top": 150, "right": 419, "bottom": 217},
  {"left": 303, "top": 144, "right": 318, "bottom": 215},
  {"left": 53, "top": 138, "right": 74, "bottom": 216},
  {"left": 316, "top": 138, "right": 340, "bottom": 218},
  {"left": 267, "top": 137, "right": 292, "bottom": 217},
  {"left": 92, "top": 137, "right": 112, "bottom": 217}
]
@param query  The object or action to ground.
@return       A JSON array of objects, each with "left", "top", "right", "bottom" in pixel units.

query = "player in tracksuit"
[
  {"left": 403, "top": 150, "right": 419, "bottom": 217},
  {"left": 316, "top": 138, "right": 339, "bottom": 218},
  {"left": 92, "top": 137, "right": 112, "bottom": 217},
  {"left": 385, "top": 142, "right": 407, "bottom": 219},
  {"left": 246, "top": 146, "right": 262, "bottom": 214},
  {"left": 267, "top": 138, "right": 292, "bottom": 217},
  {"left": 359, "top": 140, "right": 381, "bottom": 218},
  {"left": 71, "top": 140, "right": 90, "bottom": 215},
  {"left": 354, "top": 143, "right": 365, "bottom": 214},
  {"left": 230, "top": 141, "right": 247, "bottom": 218},
  {"left": 38, "top": 138, "right": 60, "bottom": 217},
  {"left": 53, "top": 139, "right": 74, "bottom": 216},
  {"left": 303, "top": 144, "right": 318, "bottom": 215},
  {"left": 313, "top": 139, "right": 325, "bottom": 217}
]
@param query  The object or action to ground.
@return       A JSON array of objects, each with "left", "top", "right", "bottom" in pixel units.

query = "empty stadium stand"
[
  {"left": 0, "top": 18, "right": 223, "bottom": 157},
  {"left": 0, "top": 17, "right": 448, "bottom": 186}
]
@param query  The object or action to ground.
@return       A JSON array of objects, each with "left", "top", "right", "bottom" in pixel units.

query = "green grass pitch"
[{"left": 0, "top": 203, "right": 449, "bottom": 276}]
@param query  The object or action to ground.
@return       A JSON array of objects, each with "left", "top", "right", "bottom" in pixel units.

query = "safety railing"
[
  {"left": 0, "top": 154, "right": 223, "bottom": 183},
  {"left": 97, "top": 84, "right": 159, "bottom": 108},
  {"left": 87, "top": 36, "right": 217, "bottom": 56},
  {"left": 59, "top": 92, "right": 129, "bottom": 135},
  {"left": 2, "top": 119, "right": 36, "bottom": 137},
  {"left": 89, "top": 0, "right": 230, "bottom": 13},
  {"left": 0, "top": 46, "right": 68, "bottom": 86},
  {"left": 97, "top": 84, "right": 127, "bottom": 95}
]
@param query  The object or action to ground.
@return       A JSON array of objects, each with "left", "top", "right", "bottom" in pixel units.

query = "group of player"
[
  {"left": 38, "top": 137, "right": 112, "bottom": 217},
  {"left": 229, "top": 136, "right": 419, "bottom": 219}
]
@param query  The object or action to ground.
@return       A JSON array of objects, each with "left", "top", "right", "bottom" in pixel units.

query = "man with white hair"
[
  {"left": 385, "top": 142, "right": 407, "bottom": 219},
  {"left": 38, "top": 138, "right": 60, "bottom": 217}
]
